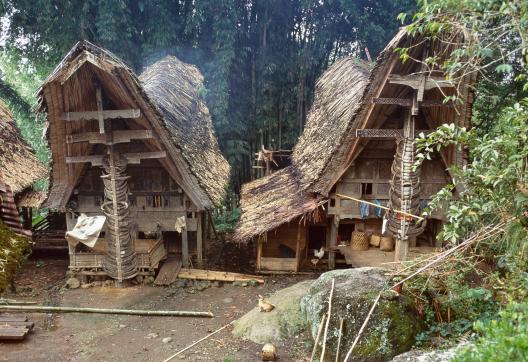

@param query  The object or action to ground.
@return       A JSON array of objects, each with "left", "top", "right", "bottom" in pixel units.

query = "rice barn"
[
  {"left": 234, "top": 29, "right": 476, "bottom": 272},
  {"left": 38, "top": 41, "right": 230, "bottom": 284}
]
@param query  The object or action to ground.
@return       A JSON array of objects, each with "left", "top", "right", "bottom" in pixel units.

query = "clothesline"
[{"left": 334, "top": 193, "right": 425, "bottom": 221}]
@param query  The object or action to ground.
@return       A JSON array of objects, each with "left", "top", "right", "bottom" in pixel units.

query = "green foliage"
[
  {"left": 453, "top": 302, "right": 528, "bottom": 362},
  {"left": 214, "top": 207, "right": 241, "bottom": 234},
  {"left": 0, "top": 220, "right": 31, "bottom": 293},
  {"left": 0, "top": 0, "right": 415, "bottom": 191}
]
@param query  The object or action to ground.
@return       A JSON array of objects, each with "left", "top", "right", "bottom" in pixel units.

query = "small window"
[
  {"left": 187, "top": 212, "right": 193, "bottom": 218},
  {"left": 361, "top": 183, "right": 373, "bottom": 196},
  {"left": 330, "top": 198, "right": 336, "bottom": 207}
]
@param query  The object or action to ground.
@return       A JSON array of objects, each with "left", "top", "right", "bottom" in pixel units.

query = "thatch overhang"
[
  {"left": 235, "top": 28, "right": 475, "bottom": 242},
  {"left": 0, "top": 99, "right": 47, "bottom": 194},
  {"left": 38, "top": 41, "right": 229, "bottom": 210},
  {"left": 233, "top": 166, "right": 322, "bottom": 242}
]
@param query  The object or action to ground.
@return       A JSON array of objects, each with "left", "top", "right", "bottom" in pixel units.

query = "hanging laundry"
[
  {"left": 359, "top": 202, "right": 370, "bottom": 218},
  {"left": 374, "top": 199, "right": 383, "bottom": 218}
]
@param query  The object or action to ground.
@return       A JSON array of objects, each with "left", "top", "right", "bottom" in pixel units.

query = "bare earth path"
[{"left": 1, "top": 256, "right": 313, "bottom": 362}]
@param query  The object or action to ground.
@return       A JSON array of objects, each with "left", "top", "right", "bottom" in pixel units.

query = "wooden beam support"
[
  {"left": 182, "top": 217, "right": 189, "bottom": 268},
  {"left": 295, "top": 223, "right": 302, "bottom": 272},
  {"left": 196, "top": 212, "right": 203, "bottom": 268},
  {"left": 328, "top": 215, "right": 338, "bottom": 269},
  {"left": 388, "top": 74, "right": 454, "bottom": 91},
  {"left": 124, "top": 151, "right": 166, "bottom": 164},
  {"left": 354, "top": 129, "right": 433, "bottom": 138},
  {"left": 372, "top": 98, "right": 453, "bottom": 108},
  {"left": 65, "top": 155, "right": 104, "bottom": 166},
  {"left": 62, "top": 109, "right": 141, "bottom": 122},
  {"left": 66, "top": 130, "right": 154, "bottom": 145},
  {"left": 95, "top": 86, "right": 105, "bottom": 134}
]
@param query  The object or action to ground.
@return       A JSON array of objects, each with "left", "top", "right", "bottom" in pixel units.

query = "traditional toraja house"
[
  {"left": 234, "top": 28, "right": 475, "bottom": 272},
  {"left": 38, "top": 41, "right": 230, "bottom": 283},
  {"left": 0, "top": 99, "right": 48, "bottom": 234}
]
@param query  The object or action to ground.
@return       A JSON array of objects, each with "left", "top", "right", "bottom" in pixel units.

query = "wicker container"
[
  {"left": 380, "top": 236, "right": 394, "bottom": 252},
  {"left": 350, "top": 231, "right": 369, "bottom": 251},
  {"left": 370, "top": 234, "right": 381, "bottom": 247}
]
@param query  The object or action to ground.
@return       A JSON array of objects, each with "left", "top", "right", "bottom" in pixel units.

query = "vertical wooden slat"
[
  {"left": 295, "top": 222, "right": 302, "bottom": 272},
  {"left": 328, "top": 216, "right": 338, "bottom": 269},
  {"left": 196, "top": 212, "right": 203, "bottom": 267},
  {"left": 96, "top": 86, "right": 105, "bottom": 134},
  {"left": 182, "top": 216, "right": 189, "bottom": 268},
  {"left": 256, "top": 235, "right": 263, "bottom": 271}
]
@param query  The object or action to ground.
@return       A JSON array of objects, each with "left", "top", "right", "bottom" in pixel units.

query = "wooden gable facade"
[{"left": 39, "top": 42, "right": 230, "bottom": 282}]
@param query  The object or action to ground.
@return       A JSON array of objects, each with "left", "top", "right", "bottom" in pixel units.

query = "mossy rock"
[
  {"left": 0, "top": 220, "right": 31, "bottom": 293},
  {"left": 232, "top": 279, "right": 313, "bottom": 343},
  {"left": 301, "top": 268, "right": 423, "bottom": 362}
]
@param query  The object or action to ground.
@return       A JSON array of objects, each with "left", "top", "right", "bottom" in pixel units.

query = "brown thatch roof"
[
  {"left": 234, "top": 166, "right": 321, "bottom": 242},
  {"left": 0, "top": 100, "right": 47, "bottom": 194},
  {"left": 234, "top": 28, "right": 475, "bottom": 242},
  {"left": 140, "top": 57, "right": 230, "bottom": 207},
  {"left": 16, "top": 190, "right": 47, "bottom": 208},
  {"left": 38, "top": 41, "right": 229, "bottom": 210}
]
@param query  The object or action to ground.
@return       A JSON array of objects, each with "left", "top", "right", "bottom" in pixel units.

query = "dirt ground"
[{"left": 1, "top": 253, "right": 315, "bottom": 362}]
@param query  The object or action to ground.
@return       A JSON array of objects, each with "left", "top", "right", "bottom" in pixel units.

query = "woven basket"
[
  {"left": 380, "top": 236, "right": 394, "bottom": 252},
  {"left": 370, "top": 234, "right": 381, "bottom": 247},
  {"left": 350, "top": 231, "right": 369, "bottom": 251}
]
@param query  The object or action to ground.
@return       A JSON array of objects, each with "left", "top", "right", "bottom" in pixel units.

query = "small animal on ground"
[
  {"left": 311, "top": 246, "right": 326, "bottom": 270},
  {"left": 258, "top": 294, "right": 275, "bottom": 312}
]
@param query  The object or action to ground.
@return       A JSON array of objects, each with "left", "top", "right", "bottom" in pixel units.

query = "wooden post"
[
  {"left": 328, "top": 216, "right": 338, "bottom": 269},
  {"left": 395, "top": 237, "right": 409, "bottom": 263},
  {"left": 196, "top": 212, "right": 203, "bottom": 268},
  {"left": 182, "top": 217, "right": 189, "bottom": 268},
  {"left": 256, "top": 235, "right": 263, "bottom": 271},
  {"left": 295, "top": 222, "right": 302, "bottom": 272}
]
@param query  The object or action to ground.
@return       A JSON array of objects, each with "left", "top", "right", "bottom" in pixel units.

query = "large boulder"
[
  {"left": 301, "top": 267, "right": 423, "bottom": 361},
  {"left": 232, "top": 279, "right": 313, "bottom": 343}
]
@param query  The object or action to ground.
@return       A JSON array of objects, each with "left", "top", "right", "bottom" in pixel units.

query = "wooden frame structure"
[
  {"left": 235, "top": 28, "right": 475, "bottom": 271},
  {"left": 38, "top": 41, "right": 230, "bottom": 281}
]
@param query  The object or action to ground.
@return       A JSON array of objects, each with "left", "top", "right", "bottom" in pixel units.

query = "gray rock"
[
  {"left": 103, "top": 279, "right": 114, "bottom": 287},
  {"left": 301, "top": 267, "right": 423, "bottom": 362},
  {"left": 391, "top": 341, "right": 471, "bottom": 361},
  {"left": 248, "top": 280, "right": 260, "bottom": 287},
  {"left": 135, "top": 275, "right": 144, "bottom": 284},
  {"left": 146, "top": 332, "right": 159, "bottom": 339},
  {"left": 66, "top": 277, "right": 80, "bottom": 289},
  {"left": 232, "top": 280, "right": 313, "bottom": 343},
  {"left": 223, "top": 297, "right": 234, "bottom": 304},
  {"left": 144, "top": 276, "right": 155, "bottom": 285},
  {"left": 212, "top": 281, "right": 221, "bottom": 288},
  {"left": 173, "top": 280, "right": 187, "bottom": 288},
  {"left": 162, "top": 337, "right": 173, "bottom": 344}
]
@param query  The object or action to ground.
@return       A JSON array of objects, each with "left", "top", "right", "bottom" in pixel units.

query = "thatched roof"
[
  {"left": 0, "top": 99, "right": 47, "bottom": 194},
  {"left": 39, "top": 41, "right": 229, "bottom": 210},
  {"left": 234, "top": 28, "right": 475, "bottom": 242},
  {"left": 140, "top": 57, "right": 230, "bottom": 207},
  {"left": 235, "top": 166, "right": 321, "bottom": 242}
]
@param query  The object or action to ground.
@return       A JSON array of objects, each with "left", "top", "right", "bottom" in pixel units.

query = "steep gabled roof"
[
  {"left": 38, "top": 41, "right": 229, "bottom": 210},
  {"left": 234, "top": 28, "right": 474, "bottom": 242},
  {"left": 0, "top": 99, "right": 47, "bottom": 193}
]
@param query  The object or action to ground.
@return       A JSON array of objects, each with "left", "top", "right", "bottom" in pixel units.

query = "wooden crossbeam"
[
  {"left": 66, "top": 151, "right": 166, "bottom": 166},
  {"left": 388, "top": 74, "right": 454, "bottom": 91},
  {"left": 372, "top": 98, "right": 453, "bottom": 108},
  {"left": 61, "top": 109, "right": 141, "bottom": 122},
  {"left": 124, "top": 151, "right": 166, "bottom": 164},
  {"left": 355, "top": 129, "right": 433, "bottom": 138},
  {"left": 66, "top": 130, "right": 154, "bottom": 145}
]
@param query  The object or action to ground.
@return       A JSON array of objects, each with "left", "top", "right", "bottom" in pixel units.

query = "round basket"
[
  {"left": 380, "top": 236, "right": 394, "bottom": 252},
  {"left": 370, "top": 234, "right": 381, "bottom": 247},
  {"left": 350, "top": 231, "right": 369, "bottom": 251}
]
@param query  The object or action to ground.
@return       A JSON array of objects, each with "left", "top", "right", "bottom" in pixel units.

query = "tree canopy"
[{"left": 0, "top": 0, "right": 414, "bottom": 189}]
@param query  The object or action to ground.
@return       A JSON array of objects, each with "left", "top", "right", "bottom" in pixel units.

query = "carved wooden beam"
[
  {"left": 66, "top": 130, "right": 154, "bottom": 145},
  {"left": 372, "top": 98, "right": 454, "bottom": 108},
  {"left": 65, "top": 151, "right": 166, "bottom": 166},
  {"left": 355, "top": 129, "right": 433, "bottom": 138},
  {"left": 61, "top": 109, "right": 141, "bottom": 122}
]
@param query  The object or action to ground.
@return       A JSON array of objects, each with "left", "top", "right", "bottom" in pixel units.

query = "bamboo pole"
[
  {"left": 310, "top": 313, "right": 327, "bottom": 362},
  {"left": 0, "top": 305, "right": 214, "bottom": 318},
  {"left": 335, "top": 318, "right": 345, "bottom": 362},
  {"left": 162, "top": 322, "right": 233, "bottom": 362},
  {"left": 321, "top": 278, "right": 335, "bottom": 361},
  {"left": 335, "top": 193, "right": 424, "bottom": 221}
]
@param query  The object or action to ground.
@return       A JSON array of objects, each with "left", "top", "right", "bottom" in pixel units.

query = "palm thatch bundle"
[{"left": 0, "top": 99, "right": 47, "bottom": 194}]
